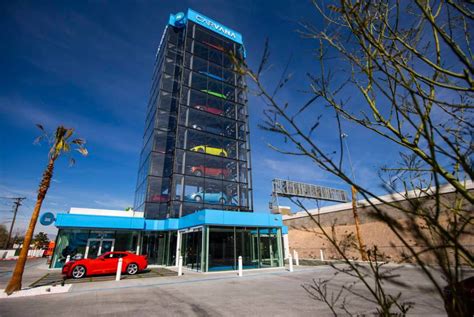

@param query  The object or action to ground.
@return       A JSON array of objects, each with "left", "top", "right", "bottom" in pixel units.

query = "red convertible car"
[
  {"left": 62, "top": 251, "right": 148, "bottom": 279},
  {"left": 191, "top": 165, "right": 230, "bottom": 178}
]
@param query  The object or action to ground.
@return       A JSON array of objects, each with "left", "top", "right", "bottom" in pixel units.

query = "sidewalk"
[{"left": 67, "top": 266, "right": 318, "bottom": 294}]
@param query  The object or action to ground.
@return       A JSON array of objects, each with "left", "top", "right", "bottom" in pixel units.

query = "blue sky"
[{"left": 0, "top": 0, "right": 397, "bottom": 236}]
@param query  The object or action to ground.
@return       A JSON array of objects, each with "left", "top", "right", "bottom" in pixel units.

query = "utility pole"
[
  {"left": 341, "top": 134, "right": 368, "bottom": 261},
  {"left": 3, "top": 197, "right": 26, "bottom": 249}
]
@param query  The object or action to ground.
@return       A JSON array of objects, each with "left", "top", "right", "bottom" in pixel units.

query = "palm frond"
[{"left": 76, "top": 147, "right": 88, "bottom": 156}]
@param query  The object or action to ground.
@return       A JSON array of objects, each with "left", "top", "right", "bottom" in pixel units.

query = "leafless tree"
[{"left": 232, "top": 0, "right": 473, "bottom": 315}]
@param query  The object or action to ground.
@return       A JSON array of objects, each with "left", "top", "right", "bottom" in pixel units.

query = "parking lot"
[{"left": 0, "top": 263, "right": 450, "bottom": 316}]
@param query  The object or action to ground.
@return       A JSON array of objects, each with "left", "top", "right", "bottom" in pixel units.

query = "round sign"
[
  {"left": 174, "top": 12, "right": 186, "bottom": 27},
  {"left": 40, "top": 212, "right": 55, "bottom": 226},
  {"left": 175, "top": 12, "right": 185, "bottom": 21}
]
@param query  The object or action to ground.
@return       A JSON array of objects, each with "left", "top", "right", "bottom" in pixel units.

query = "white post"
[
  {"left": 288, "top": 254, "right": 293, "bottom": 272},
  {"left": 116, "top": 258, "right": 123, "bottom": 281},
  {"left": 238, "top": 256, "right": 243, "bottom": 277},
  {"left": 175, "top": 232, "right": 181, "bottom": 268},
  {"left": 136, "top": 233, "right": 141, "bottom": 255},
  {"left": 320, "top": 249, "right": 325, "bottom": 261},
  {"left": 178, "top": 256, "right": 183, "bottom": 276},
  {"left": 283, "top": 234, "right": 290, "bottom": 259},
  {"left": 65, "top": 255, "right": 71, "bottom": 263},
  {"left": 294, "top": 250, "right": 299, "bottom": 266}
]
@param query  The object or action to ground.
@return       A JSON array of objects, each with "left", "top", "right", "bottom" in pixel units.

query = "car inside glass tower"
[{"left": 133, "top": 16, "right": 252, "bottom": 220}]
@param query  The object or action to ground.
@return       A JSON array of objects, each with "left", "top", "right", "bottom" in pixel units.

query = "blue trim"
[
  {"left": 55, "top": 213, "right": 144, "bottom": 230},
  {"left": 55, "top": 209, "right": 284, "bottom": 231},
  {"left": 169, "top": 9, "right": 243, "bottom": 45}
]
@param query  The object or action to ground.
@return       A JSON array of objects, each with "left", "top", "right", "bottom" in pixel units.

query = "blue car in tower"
[{"left": 187, "top": 191, "right": 230, "bottom": 205}]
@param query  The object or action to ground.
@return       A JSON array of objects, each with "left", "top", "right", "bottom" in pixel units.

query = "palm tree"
[{"left": 4, "top": 125, "right": 87, "bottom": 295}]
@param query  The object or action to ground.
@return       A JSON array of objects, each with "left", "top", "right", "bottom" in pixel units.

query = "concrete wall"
[{"left": 283, "top": 189, "right": 473, "bottom": 263}]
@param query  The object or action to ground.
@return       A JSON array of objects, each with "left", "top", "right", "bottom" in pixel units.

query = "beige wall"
[{"left": 283, "top": 191, "right": 473, "bottom": 263}]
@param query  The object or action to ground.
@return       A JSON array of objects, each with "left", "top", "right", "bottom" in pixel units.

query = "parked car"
[
  {"left": 191, "top": 124, "right": 225, "bottom": 136},
  {"left": 191, "top": 165, "right": 230, "bottom": 178},
  {"left": 150, "top": 194, "right": 169, "bottom": 202},
  {"left": 190, "top": 145, "right": 228, "bottom": 157},
  {"left": 201, "top": 89, "right": 227, "bottom": 99},
  {"left": 443, "top": 276, "right": 474, "bottom": 316},
  {"left": 194, "top": 104, "right": 224, "bottom": 116},
  {"left": 62, "top": 251, "right": 148, "bottom": 279},
  {"left": 199, "top": 71, "right": 225, "bottom": 82},
  {"left": 186, "top": 191, "right": 229, "bottom": 204}
]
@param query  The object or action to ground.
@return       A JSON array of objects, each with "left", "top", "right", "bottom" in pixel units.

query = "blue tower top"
[{"left": 169, "top": 8, "right": 243, "bottom": 45}]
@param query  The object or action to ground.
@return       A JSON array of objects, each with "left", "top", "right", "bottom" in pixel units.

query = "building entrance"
[
  {"left": 85, "top": 238, "right": 115, "bottom": 259},
  {"left": 180, "top": 228, "right": 202, "bottom": 271}
]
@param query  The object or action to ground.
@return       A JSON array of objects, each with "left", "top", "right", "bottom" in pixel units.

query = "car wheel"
[
  {"left": 219, "top": 152, "right": 225, "bottom": 156},
  {"left": 127, "top": 263, "right": 139, "bottom": 275},
  {"left": 194, "top": 195, "right": 202, "bottom": 203},
  {"left": 219, "top": 197, "right": 226, "bottom": 204},
  {"left": 193, "top": 170, "right": 203, "bottom": 177},
  {"left": 72, "top": 265, "right": 86, "bottom": 279},
  {"left": 197, "top": 148, "right": 205, "bottom": 153}
]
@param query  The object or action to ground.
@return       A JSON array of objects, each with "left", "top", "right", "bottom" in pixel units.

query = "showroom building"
[{"left": 51, "top": 9, "right": 287, "bottom": 272}]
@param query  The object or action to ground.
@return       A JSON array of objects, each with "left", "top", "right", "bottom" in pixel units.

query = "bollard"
[
  {"left": 238, "top": 256, "right": 243, "bottom": 277},
  {"left": 65, "top": 255, "right": 71, "bottom": 263},
  {"left": 178, "top": 256, "right": 183, "bottom": 276},
  {"left": 294, "top": 250, "right": 299, "bottom": 266},
  {"left": 115, "top": 258, "right": 123, "bottom": 281},
  {"left": 320, "top": 249, "right": 325, "bottom": 261},
  {"left": 288, "top": 254, "right": 294, "bottom": 272}
]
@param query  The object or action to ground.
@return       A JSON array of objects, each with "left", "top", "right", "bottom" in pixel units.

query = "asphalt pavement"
[
  {"left": 0, "top": 264, "right": 453, "bottom": 316},
  {"left": 0, "top": 258, "right": 49, "bottom": 289}
]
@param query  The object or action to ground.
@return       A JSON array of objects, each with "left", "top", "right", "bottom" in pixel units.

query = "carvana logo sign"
[
  {"left": 40, "top": 212, "right": 56, "bottom": 226},
  {"left": 195, "top": 15, "right": 236, "bottom": 39},
  {"left": 187, "top": 9, "right": 243, "bottom": 44}
]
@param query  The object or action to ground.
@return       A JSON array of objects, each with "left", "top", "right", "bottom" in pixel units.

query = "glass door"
[
  {"left": 208, "top": 227, "right": 235, "bottom": 271},
  {"left": 86, "top": 239, "right": 100, "bottom": 259},
  {"left": 101, "top": 239, "right": 115, "bottom": 254},
  {"left": 180, "top": 228, "right": 202, "bottom": 271},
  {"left": 85, "top": 238, "right": 115, "bottom": 259}
]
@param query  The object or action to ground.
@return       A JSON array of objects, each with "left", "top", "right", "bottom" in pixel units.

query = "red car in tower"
[
  {"left": 194, "top": 104, "right": 224, "bottom": 116},
  {"left": 150, "top": 194, "right": 169, "bottom": 202},
  {"left": 62, "top": 251, "right": 148, "bottom": 279},
  {"left": 191, "top": 165, "right": 230, "bottom": 178}
]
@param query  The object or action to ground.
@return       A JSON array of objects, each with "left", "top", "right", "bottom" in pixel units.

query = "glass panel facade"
[
  {"left": 141, "top": 231, "right": 177, "bottom": 266},
  {"left": 133, "top": 18, "right": 253, "bottom": 219},
  {"left": 208, "top": 227, "right": 235, "bottom": 271},
  {"left": 204, "top": 226, "right": 283, "bottom": 272}
]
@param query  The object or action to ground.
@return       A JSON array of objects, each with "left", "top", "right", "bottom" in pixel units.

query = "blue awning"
[{"left": 55, "top": 209, "right": 284, "bottom": 231}]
